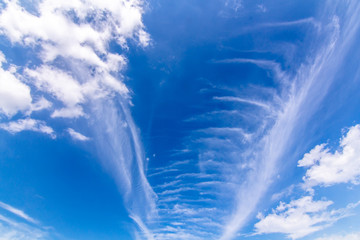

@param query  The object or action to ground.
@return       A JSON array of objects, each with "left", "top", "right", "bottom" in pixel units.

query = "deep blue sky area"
[{"left": 0, "top": 1, "right": 360, "bottom": 240}]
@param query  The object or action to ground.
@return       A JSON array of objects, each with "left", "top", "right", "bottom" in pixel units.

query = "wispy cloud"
[
  {"left": 0, "top": 201, "right": 52, "bottom": 239},
  {"left": 214, "top": 58, "right": 287, "bottom": 84},
  {"left": 219, "top": 2, "right": 360, "bottom": 239},
  {"left": 67, "top": 128, "right": 90, "bottom": 141},
  {"left": 259, "top": 17, "right": 318, "bottom": 28},
  {"left": 0, "top": 201, "right": 38, "bottom": 225},
  {"left": 0, "top": 118, "right": 55, "bottom": 138},
  {"left": 213, "top": 96, "right": 272, "bottom": 111}
]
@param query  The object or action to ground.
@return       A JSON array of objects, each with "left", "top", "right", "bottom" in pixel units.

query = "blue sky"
[{"left": 0, "top": 0, "right": 360, "bottom": 239}]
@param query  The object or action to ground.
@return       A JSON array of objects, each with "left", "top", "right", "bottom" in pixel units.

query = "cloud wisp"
[
  {"left": 0, "top": 201, "right": 38, "bottom": 225},
  {"left": 67, "top": 128, "right": 90, "bottom": 141},
  {"left": 0, "top": 118, "right": 55, "bottom": 138},
  {"left": 0, "top": 201, "right": 50, "bottom": 239},
  {"left": 219, "top": 1, "right": 360, "bottom": 239}
]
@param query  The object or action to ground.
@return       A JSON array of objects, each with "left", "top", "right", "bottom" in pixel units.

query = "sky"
[{"left": 0, "top": 0, "right": 360, "bottom": 239}]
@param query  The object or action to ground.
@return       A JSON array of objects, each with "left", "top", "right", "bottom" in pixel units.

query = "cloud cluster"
[
  {"left": 0, "top": 1, "right": 156, "bottom": 237},
  {"left": 255, "top": 196, "right": 342, "bottom": 239},
  {"left": 0, "top": 0, "right": 148, "bottom": 132},
  {"left": 255, "top": 124, "right": 360, "bottom": 239},
  {"left": 298, "top": 124, "right": 360, "bottom": 187}
]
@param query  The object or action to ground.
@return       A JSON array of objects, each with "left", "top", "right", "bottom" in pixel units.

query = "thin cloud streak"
[{"left": 0, "top": 202, "right": 38, "bottom": 225}]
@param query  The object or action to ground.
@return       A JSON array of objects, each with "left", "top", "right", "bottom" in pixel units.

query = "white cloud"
[
  {"left": 0, "top": 118, "right": 55, "bottom": 138},
  {"left": 67, "top": 128, "right": 90, "bottom": 141},
  {"left": 315, "top": 232, "right": 360, "bottom": 240},
  {"left": 0, "top": 0, "right": 154, "bottom": 238},
  {"left": 0, "top": 0, "right": 146, "bottom": 64},
  {"left": 0, "top": 202, "right": 38, "bottom": 225},
  {"left": 255, "top": 196, "right": 346, "bottom": 239},
  {"left": 29, "top": 97, "right": 52, "bottom": 113},
  {"left": 219, "top": 9, "right": 346, "bottom": 239},
  {"left": 25, "top": 66, "right": 84, "bottom": 107},
  {"left": 213, "top": 96, "right": 272, "bottom": 112},
  {"left": 0, "top": 0, "right": 146, "bottom": 119},
  {"left": 0, "top": 201, "right": 49, "bottom": 239},
  {"left": 258, "top": 18, "right": 318, "bottom": 28},
  {"left": 0, "top": 214, "right": 47, "bottom": 240},
  {"left": 257, "top": 4, "right": 267, "bottom": 13},
  {"left": 298, "top": 124, "right": 360, "bottom": 187},
  {"left": 0, "top": 52, "right": 32, "bottom": 117},
  {"left": 51, "top": 106, "right": 85, "bottom": 119},
  {"left": 214, "top": 58, "right": 286, "bottom": 83}
]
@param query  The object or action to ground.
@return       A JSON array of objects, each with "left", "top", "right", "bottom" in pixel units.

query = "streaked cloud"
[
  {"left": 0, "top": 201, "right": 51, "bottom": 239},
  {"left": 0, "top": 201, "right": 38, "bottom": 225},
  {"left": 67, "top": 128, "right": 90, "bottom": 141}
]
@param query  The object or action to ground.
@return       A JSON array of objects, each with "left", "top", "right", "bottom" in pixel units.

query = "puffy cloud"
[
  {"left": 0, "top": 0, "right": 147, "bottom": 63},
  {"left": 67, "top": 128, "right": 90, "bottom": 141},
  {"left": 25, "top": 66, "right": 84, "bottom": 107},
  {"left": 0, "top": 0, "right": 147, "bottom": 119},
  {"left": 298, "top": 124, "right": 360, "bottom": 187},
  {"left": 0, "top": 118, "right": 55, "bottom": 138},
  {"left": 0, "top": 52, "right": 32, "bottom": 117},
  {"left": 255, "top": 196, "right": 344, "bottom": 239}
]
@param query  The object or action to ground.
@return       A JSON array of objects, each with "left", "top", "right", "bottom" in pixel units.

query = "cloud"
[
  {"left": 259, "top": 18, "right": 318, "bottom": 28},
  {"left": 0, "top": 52, "right": 32, "bottom": 117},
  {"left": 0, "top": 201, "right": 51, "bottom": 239},
  {"left": 225, "top": 0, "right": 242, "bottom": 12},
  {"left": 213, "top": 96, "right": 272, "bottom": 112},
  {"left": 254, "top": 196, "right": 355, "bottom": 239},
  {"left": 51, "top": 106, "right": 85, "bottom": 119},
  {"left": 257, "top": 4, "right": 267, "bottom": 13},
  {"left": 0, "top": 0, "right": 155, "bottom": 238},
  {"left": 298, "top": 124, "right": 360, "bottom": 187},
  {"left": 0, "top": 0, "right": 145, "bottom": 120},
  {"left": 67, "top": 128, "right": 90, "bottom": 141},
  {"left": 214, "top": 58, "right": 286, "bottom": 83},
  {"left": 219, "top": 6, "right": 350, "bottom": 240},
  {"left": 0, "top": 201, "right": 38, "bottom": 225},
  {"left": 25, "top": 66, "right": 85, "bottom": 107},
  {"left": 0, "top": 118, "right": 55, "bottom": 138},
  {"left": 0, "top": 214, "right": 47, "bottom": 240},
  {"left": 29, "top": 97, "right": 52, "bottom": 113},
  {"left": 315, "top": 232, "right": 360, "bottom": 240}
]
